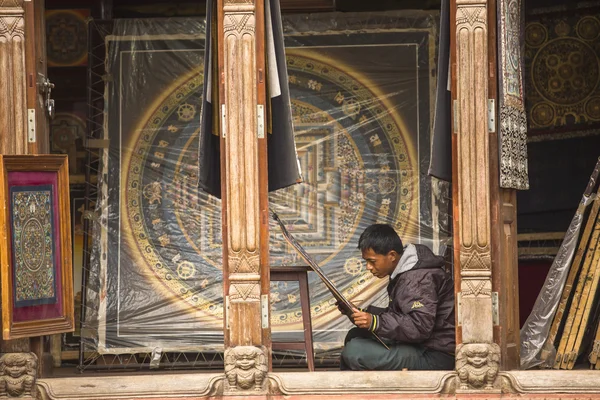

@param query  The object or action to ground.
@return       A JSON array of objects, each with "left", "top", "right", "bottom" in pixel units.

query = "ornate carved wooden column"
[
  {"left": 452, "top": 0, "right": 501, "bottom": 391},
  {"left": 217, "top": 0, "right": 270, "bottom": 394},
  {"left": 0, "top": 1, "right": 41, "bottom": 395},
  {"left": 0, "top": 0, "right": 28, "bottom": 155}
]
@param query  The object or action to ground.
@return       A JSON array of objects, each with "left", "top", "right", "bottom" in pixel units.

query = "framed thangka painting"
[{"left": 0, "top": 155, "right": 74, "bottom": 340}]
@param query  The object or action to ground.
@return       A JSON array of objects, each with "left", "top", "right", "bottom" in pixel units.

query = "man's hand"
[
  {"left": 336, "top": 301, "right": 356, "bottom": 316},
  {"left": 351, "top": 309, "right": 373, "bottom": 329}
]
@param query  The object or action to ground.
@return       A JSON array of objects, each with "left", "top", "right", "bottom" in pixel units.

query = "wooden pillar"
[
  {"left": 0, "top": 0, "right": 28, "bottom": 155},
  {"left": 452, "top": 0, "right": 501, "bottom": 391},
  {"left": 0, "top": 0, "right": 30, "bottom": 353},
  {"left": 217, "top": 0, "right": 270, "bottom": 394},
  {"left": 0, "top": 0, "right": 46, "bottom": 394}
]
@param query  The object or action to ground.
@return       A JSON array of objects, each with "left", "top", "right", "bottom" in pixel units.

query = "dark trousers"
[{"left": 340, "top": 328, "right": 455, "bottom": 371}]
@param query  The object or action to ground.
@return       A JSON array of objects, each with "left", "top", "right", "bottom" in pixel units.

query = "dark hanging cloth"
[
  {"left": 198, "top": 0, "right": 220, "bottom": 197},
  {"left": 198, "top": 0, "right": 302, "bottom": 199},
  {"left": 428, "top": 0, "right": 452, "bottom": 182}
]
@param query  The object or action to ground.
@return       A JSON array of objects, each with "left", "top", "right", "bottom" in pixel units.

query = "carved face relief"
[
  {"left": 1, "top": 354, "right": 32, "bottom": 378},
  {"left": 6, "top": 361, "right": 27, "bottom": 378},
  {"left": 236, "top": 349, "right": 257, "bottom": 370},
  {"left": 467, "top": 349, "right": 489, "bottom": 368},
  {"left": 224, "top": 346, "right": 268, "bottom": 393}
]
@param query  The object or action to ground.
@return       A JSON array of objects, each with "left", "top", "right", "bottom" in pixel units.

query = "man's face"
[{"left": 362, "top": 248, "right": 399, "bottom": 278}]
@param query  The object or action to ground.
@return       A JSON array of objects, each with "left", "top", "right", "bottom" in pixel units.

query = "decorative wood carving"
[
  {"left": 456, "top": 343, "right": 500, "bottom": 391},
  {"left": 219, "top": 0, "right": 265, "bottom": 374},
  {"left": 0, "top": 352, "right": 37, "bottom": 399},
  {"left": 224, "top": 346, "right": 268, "bottom": 392},
  {"left": 0, "top": 0, "right": 28, "bottom": 155},
  {"left": 453, "top": 0, "right": 500, "bottom": 386},
  {"left": 454, "top": 0, "right": 495, "bottom": 349}
]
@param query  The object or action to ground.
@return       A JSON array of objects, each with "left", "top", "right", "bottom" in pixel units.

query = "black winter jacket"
[{"left": 366, "top": 244, "right": 456, "bottom": 354}]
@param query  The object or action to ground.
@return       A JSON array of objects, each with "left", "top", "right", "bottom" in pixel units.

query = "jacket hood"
[{"left": 390, "top": 244, "right": 445, "bottom": 280}]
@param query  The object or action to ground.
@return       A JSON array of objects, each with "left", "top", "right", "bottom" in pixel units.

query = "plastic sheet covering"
[
  {"left": 83, "top": 11, "right": 448, "bottom": 359},
  {"left": 520, "top": 192, "right": 596, "bottom": 369}
]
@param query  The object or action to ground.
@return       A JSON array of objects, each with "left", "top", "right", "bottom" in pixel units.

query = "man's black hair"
[{"left": 358, "top": 224, "right": 403, "bottom": 255}]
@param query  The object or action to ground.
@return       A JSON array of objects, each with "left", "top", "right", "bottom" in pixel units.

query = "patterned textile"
[
  {"left": 90, "top": 14, "right": 438, "bottom": 354},
  {"left": 525, "top": 5, "right": 600, "bottom": 136},
  {"left": 498, "top": 0, "right": 530, "bottom": 190},
  {"left": 46, "top": 9, "right": 89, "bottom": 67},
  {"left": 9, "top": 185, "right": 57, "bottom": 307}
]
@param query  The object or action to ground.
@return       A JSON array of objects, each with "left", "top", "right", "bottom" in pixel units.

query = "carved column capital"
[
  {"left": 0, "top": 352, "right": 38, "bottom": 399},
  {"left": 0, "top": 0, "right": 28, "bottom": 155},
  {"left": 224, "top": 346, "right": 268, "bottom": 394},
  {"left": 0, "top": 0, "right": 24, "bottom": 34},
  {"left": 0, "top": 0, "right": 25, "bottom": 41},
  {"left": 0, "top": 0, "right": 24, "bottom": 10},
  {"left": 456, "top": 343, "right": 500, "bottom": 391}
]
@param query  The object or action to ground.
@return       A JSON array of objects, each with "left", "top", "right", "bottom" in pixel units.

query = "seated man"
[{"left": 339, "top": 224, "right": 455, "bottom": 370}]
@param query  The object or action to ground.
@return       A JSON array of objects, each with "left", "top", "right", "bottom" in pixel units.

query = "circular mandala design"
[
  {"left": 50, "top": 114, "right": 84, "bottom": 151},
  {"left": 577, "top": 16, "right": 600, "bottom": 41},
  {"left": 177, "top": 261, "right": 196, "bottom": 279},
  {"left": 177, "top": 103, "right": 196, "bottom": 121},
  {"left": 378, "top": 176, "right": 397, "bottom": 195},
  {"left": 525, "top": 23, "right": 547, "bottom": 48},
  {"left": 546, "top": 55, "right": 560, "bottom": 68},
  {"left": 570, "top": 53, "right": 583, "bottom": 65},
  {"left": 46, "top": 10, "right": 88, "bottom": 67},
  {"left": 21, "top": 219, "right": 45, "bottom": 272},
  {"left": 124, "top": 52, "right": 418, "bottom": 330},
  {"left": 532, "top": 38, "right": 600, "bottom": 105},
  {"left": 344, "top": 258, "right": 363, "bottom": 276},
  {"left": 143, "top": 182, "right": 162, "bottom": 204},
  {"left": 531, "top": 102, "right": 555, "bottom": 127},
  {"left": 585, "top": 97, "right": 600, "bottom": 120}
]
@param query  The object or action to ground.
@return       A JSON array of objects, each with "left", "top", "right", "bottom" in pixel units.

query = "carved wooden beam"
[
  {"left": 218, "top": 0, "right": 269, "bottom": 393},
  {"left": 453, "top": 0, "right": 501, "bottom": 390},
  {"left": 0, "top": 0, "right": 28, "bottom": 155}
]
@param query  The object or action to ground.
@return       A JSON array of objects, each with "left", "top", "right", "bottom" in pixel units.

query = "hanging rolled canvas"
[{"left": 0, "top": 155, "right": 74, "bottom": 340}]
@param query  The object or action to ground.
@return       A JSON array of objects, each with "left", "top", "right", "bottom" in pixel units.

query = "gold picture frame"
[{"left": 0, "top": 155, "right": 74, "bottom": 340}]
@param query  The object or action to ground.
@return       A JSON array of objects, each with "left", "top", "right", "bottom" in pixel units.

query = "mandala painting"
[
  {"left": 525, "top": 7, "right": 600, "bottom": 134},
  {"left": 90, "top": 14, "right": 437, "bottom": 354},
  {"left": 1, "top": 158, "right": 72, "bottom": 340},
  {"left": 46, "top": 9, "right": 89, "bottom": 67},
  {"left": 9, "top": 186, "right": 57, "bottom": 307}
]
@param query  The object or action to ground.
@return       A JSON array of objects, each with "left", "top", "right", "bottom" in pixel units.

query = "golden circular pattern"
[
  {"left": 585, "top": 97, "right": 600, "bottom": 120},
  {"left": 344, "top": 258, "right": 364, "bottom": 276},
  {"left": 531, "top": 102, "right": 555, "bottom": 127},
  {"left": 525, "top": 23, "right": 547, "bottom": 48},
  {"left": 177, "top": 261, "right": 196, "bottom": 279},
  {"left": 378, "top": 176, "right": 397, "bottom": 195},
  {"left": 532, "top": 38, "right": 599, "bottom": 106},
  {"left": 142, "top": 182, "right": 162, "bottom": 205},
  {"left": 177, "top": 103, "right": 196, "bottom": 122},
  {"left": 577, "top": 16, "right": 600, "bottom": 41}
]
